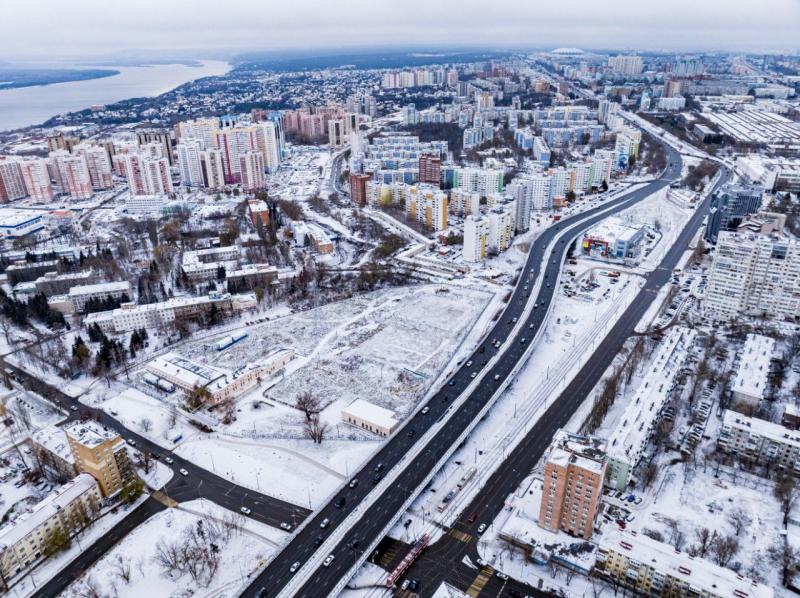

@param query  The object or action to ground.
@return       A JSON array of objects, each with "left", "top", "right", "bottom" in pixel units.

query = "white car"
[
  {"left": 421, "top": 406, "right": 430, "bottom": 415},
  {"left": 179, "top": 468, "right": 188, "bottom": 476},
  {"left": 240, "top": 507, "right": 251, "bottom": 515},
  {"left": 280, "top": 522, "right": 292, "bottom": 531},
  {"left": 164, "top": 457, "right": 174, "bottom": 464},
  {"left": 289, "top": 561, "right": 301, "bottom": 574},
  {"left": 320, "top": 518, "right": 330, "bottom": 528},
  {"left": 322, "top": 554, "right": 335, "bottom": 567},
  {"left": 477, "top": 523, "right": 487, "bottom": 534},
  {"left": 496, "top": 571, "right": 509, "bottom": 580},
  {"left": 126, "top": 438, "right": 136, "bottom": 446}
]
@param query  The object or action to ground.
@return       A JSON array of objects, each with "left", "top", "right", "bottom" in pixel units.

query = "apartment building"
[
  {"left": 463, "top": 215, "right": 489, "bottom": 263},
  {"left": 31, "top": 424, "right": 78, "bottom": 480},
  {"left": 538, "top": 431, "right": 607, "bottom": 539},
  {"left": 705, "top": 231, "right": 800, "bottom": 322},
  {"left": 349, "top": 172, "right": 372, "bottom": 207},
  {"left": 63, "top": 281, "right": 131, "bottom": 313},
  {"left": 0, "top": 158, "right": 28, "bottom": 202},
  {"left": 0, "top": 474, "right": 102, "bottom": 581},
  {"left": 64, "top": 421, "right": 134, "bottom": 497},
  {"left": 718, "top": 410, "right": 800, "bottom": 474},
  {"left": 405, "top": 184, "right": 448, "bottom": 231},
  {"left": 18, "top": 158, "right": 54, "bottom": 202},
  {"left": 449, "top": 188, "right": 480, "bottom": 217},
  {"left": 731, "top": 334, "right": 775, "bottom": 407},
  {"left": 596, "top": 528, "right": 772, "bottom": 598},
  {"left": 454, "top": 167, "right": 503, "bottom": 197},
  {"left": 606, "top": 327, "right": 696, "bottom": 488}
]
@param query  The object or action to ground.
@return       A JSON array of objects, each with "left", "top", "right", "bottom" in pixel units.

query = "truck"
[{"left": 214, "top": 332, "right": 248, "bottom": 351}]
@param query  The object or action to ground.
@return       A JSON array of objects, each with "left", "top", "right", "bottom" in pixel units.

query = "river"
[{"left": 0, "top": 60, "right": 231, "bottom": 132}]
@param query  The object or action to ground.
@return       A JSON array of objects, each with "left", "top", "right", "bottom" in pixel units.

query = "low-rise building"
[
  {"left": 341, "top": 398, "right": 400, "bottom": 437},
  {"left": 0, "top": 474, "right": 102, "bottom": 581},
  {"left": 606, "top": 327, "right": 696, "bottom": 488},
  {"left": 31, "top": 425, "right": 77, "bottom": 480},
  {"left": 146, "top": 348, "right": 293, "bottom": 406},
  {"left": 718, "top": 410, "right": 800, "bottom": 474},
  {"left": 730, "top": 333, "right": 775, "bottom": 407},
  {"left": 596, "top": 527, "right": 772, "bottom": 598}
]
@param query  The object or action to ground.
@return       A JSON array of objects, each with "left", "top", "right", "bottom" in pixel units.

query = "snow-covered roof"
[
  {"left": 67, "top": 281, "right": 130, "bottom": 297},
  {"left": 607, "top": 328, "right": 695, "bottom": 464},
  {"left": 583, "top": 216, "right": 643, "bottom": 245},
  {"left": 146, "top": 352, "right": 226, "bottom": 390},
  {"left": 731, "top": 334, "right": 775, "bottom": 401},
  {"left": 64, "top": 420, "right": 122, "bottom": 449},
  {"left": 31, "top": 425, "right": 74, "bottom": 465},
  {"left": 342, "top": 399, "right": 399, "bottom": 430},
  {"left": 723, "top": 410, "right": 800, "bottom": 449},
  {"left": 0, "top": 474, "right": 98, "bottom": 548},
  {"left": 600, "top": 527, "right": 773, "bottom": 598},
  {"left": 546, "top": 429, "right": 606, "bottom": 474}
]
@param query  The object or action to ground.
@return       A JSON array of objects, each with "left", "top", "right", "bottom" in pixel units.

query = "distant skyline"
[{"left": 2, "top": 0, "right": 799, "bottom": 61}]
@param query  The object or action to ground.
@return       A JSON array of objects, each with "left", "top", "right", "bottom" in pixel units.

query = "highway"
[
  {"left": 384, "top": 165, "right": 731, "bottom": 597},
  {"left": 243, "top": 141, "right": 686, "bottom": 597}
]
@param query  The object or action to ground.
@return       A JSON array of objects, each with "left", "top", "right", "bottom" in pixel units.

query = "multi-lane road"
[{"left": 244, "top": 143, "right": 686, "bottom": 597}]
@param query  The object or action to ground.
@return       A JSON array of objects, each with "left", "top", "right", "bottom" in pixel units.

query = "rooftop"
[
  {"left": 342, "top": 398, "right": 399, "bottom": 430},
  {"left": 31, "top": 425, "right": 74, "bottom": 465},
  {"left": 723, "top": 410, "right": 800, "bottom": 449},
  {"left": 64, "top": 420, "right": 121, "bottom": 449},
  {"left": 731, "top": 333, "right": 775, "bottom": 401}
]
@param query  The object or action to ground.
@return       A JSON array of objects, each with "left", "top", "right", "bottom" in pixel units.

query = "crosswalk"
[{"left": 466, "top": 565, "right": 495, "bottom": 597}]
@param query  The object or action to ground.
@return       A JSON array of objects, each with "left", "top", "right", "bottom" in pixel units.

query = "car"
[
  {"left": 477, "top": 523, "right": 487, "bottom": 534},
  {"left": 290, "top": 561, "right": 301, "bottom": 574},
  {"left": 467, "top": 511, "right": 477, "bottom": 523},
  {"left": 314, "top": 535, "right": 324, "bottom": 547},
  {"left": 407, "top": 429, "right": 416, "bottom": 437},
  {"left": 529, "top": 324, "right": 534, "bottom": 329},
  {"left": 164, "top": 457, "right": 174, "bottom": 464},
  {"left": 179, "top": 468, "right": 188, "bottom": 476},
  {"left": 479, "top": 346, "right": 486, "bottom": 353},
  {"left": 257, "top": 588, "right": 267, "bottom": 598},
  {"left": 470, "top": 372, "right": 477, "bottom": 378},
  {"left": 493, "top": 374, "right": 501, "bottom": 381},
  {"left": 401, "top": 580, "right": 411, "bottom": 590},
  {"left": 409, "top": 580, "right": 419, "bottom": 591},
  {"left": 496, "top": 571, "right": 509, "bottom": 580},
  {"left": 375, "top": 463, "right": 384, "bottom": 473},
  {"left": 512, "top": 317, "right": 517, "bottom": 323},
  {"left": 349, "top": 479, "right": 359, "bottom": 488},
  {"left": 323, "top": 554, "right": 335, "bottom": 567},
  {"left": 280, "top": 522, "right": 292, "bottom": 531},
  {"left": 448, "top": 380, "right": 455, "bottom": 386},
  {"left": 520, "top": 338, "right": 526, "bottom": 344},
  {"left": 481, "top": 360, "right": 487, "bottom": 366},
  {"left": 69, "top": 405, "right": 78, "bottom": 412},
  {"left": 421, "top": 406, "right": 430, "bottom": 415},
  {"left": 240, "top": 507, "right": 251, "bottom": 515},
  {"left": 373, "top": 473, "right": 383, "bottom": 484},
  {"left": 320, "top": 518, "right": 330, "bottom": 528},
  {"left": 466, "top": 360, "right": 472, "bottom": 367},
  {"left": 335, "top": 497, "right": 346, "bottom": 508},
  {"left": 126, "top": 438, "right": 136, "bottom": 446}
]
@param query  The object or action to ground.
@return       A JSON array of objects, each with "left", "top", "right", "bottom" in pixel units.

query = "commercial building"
[
  {"left": 33, "top": 270, "right": 96, "bottom": 297},
  {"left": 705, "top": 231, "right": 800, "bottom": 322},
  {"left": 704, "top": 183, "right": 763, "bottom": 243},
  {"left": 62, "top": 281, "right": 131, "bottom": 313},
  {"left": 538, "top": 431, "right": 606, "bottom": 539},
  {"left": 606, "top": 327, "right": 696, "bottom": 488},
  {"left": 341, "top": 398, "right": 400, "bottom": 437},
  {"left": 0, "top": 474, "right": 102, "bottom": 581},
  {"left": 0, "top": 209, "right": 45, "bottom": 239},
  {"left": 579, "top": 217, "right": 646, "bottom": 260},
  {"left": 146, "top": 348, "right": 293, "bottom": 405},
  {"left": 718, "top": 410, "right": 800, "bottom": 474},
  {"left": 182, "top": 245, "right": 241, "bottom": 283},
  {"left": 731, "top": 334, "right": 775, "bottom": 407},
  {"left": 596, "top": 527, "right": 772, "bottom": 598},
  {"left": 64, "top": 421, "right": 134, "bottom": 497}
]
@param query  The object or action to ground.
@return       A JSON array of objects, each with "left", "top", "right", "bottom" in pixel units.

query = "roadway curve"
[{"left": 244, "top": 142, "right": 687, "bottom": 597}]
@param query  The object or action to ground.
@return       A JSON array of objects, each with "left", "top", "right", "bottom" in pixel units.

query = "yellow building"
[{"left": 65, "top": 421, "right": 134, "bottom": 497}]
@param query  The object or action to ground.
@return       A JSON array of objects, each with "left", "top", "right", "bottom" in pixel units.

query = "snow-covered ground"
[{"left": 59, "top": 499, "right": 282, "bottom": 598}]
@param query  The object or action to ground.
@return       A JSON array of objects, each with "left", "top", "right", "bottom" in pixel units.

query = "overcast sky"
[{"left": 3, "top": 0, "right": 799, "bottom": 61}]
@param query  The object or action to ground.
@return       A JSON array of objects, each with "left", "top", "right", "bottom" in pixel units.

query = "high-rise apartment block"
[
  {"left": 238, "top": 151, "right": 266, "bottom": 192},
  {"left": 18, "top": 159, "right": 54, "bottom": 202},
  {"left": 349, "top": 172, "right": 372, "bottom": 207},
  {"left": 418, "top": 154, "right": 442, "bottom": 186},
  {"left": 463, "top": 215, "right": 489, "bottom": 263},
  {"left": 705, "top": 231, "right": 800, "bottom": 322},
  {"left": 607, "top": 55, "right": 644, "bottom": 75},
  {"left": 0, "top": 158, "right": 27, "bottom": 203},
  {"left": 538, "top": 430, "right": 606, "bottom": 539}
]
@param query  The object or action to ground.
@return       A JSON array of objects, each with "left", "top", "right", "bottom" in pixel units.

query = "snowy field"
[{"left": 60, "top": 500, "right": 281, "bottom": 598}]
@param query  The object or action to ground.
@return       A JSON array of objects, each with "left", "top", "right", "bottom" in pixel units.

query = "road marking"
[
  {"left": 466, "top": 566, "right": 494, "bottom": 597},
  {"left": 447, "top": 529, "right": 473, "bottom": 543},
  {"left": 152, "top": 491, "right": 178, "bottom": 508}
]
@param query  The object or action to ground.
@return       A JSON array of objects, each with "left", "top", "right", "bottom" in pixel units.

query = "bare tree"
[
  {"left": 727, "top": 507, "right": 751, "bottom": 537},
  {"left": 775, "top": 473, "right": 798, "bottom": 526},
  {"left": 295, "top": 391, "right": 320, "bottom": 421},
  {"left": 112, "top": 554, "right": 132, "bottom": 584},
  {"left": 74, "top": 574, "right": 104, "bottom": 598},
  {"left": 303, "top": 413, "right": 329, "bottom": 444},
  {"left": 769, "top": 538, "right": 800, "bottom": 588},
  {"left": 694, "top": 528, "right": 712, "bottom": 557},
  {"left": 710, "top": 534, "right": 739, "bottom": 567},
  {"left": 139, "top": 416, "right": 153, "bottom": 433}
]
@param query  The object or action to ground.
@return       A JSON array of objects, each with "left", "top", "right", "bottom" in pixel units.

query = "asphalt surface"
[
  {"left": 244, "top": 144, "right": 691, "bottom": 598},
  {"left": 388, "top": 163, "right": 730, "bottom": 598}
]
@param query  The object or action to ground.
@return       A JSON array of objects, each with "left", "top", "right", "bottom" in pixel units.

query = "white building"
[
  {"left": 731, "top": 333, "right": 776, "bottom": 407},
  {"left": 449, "top": 189, "right": 480, "bottom": 217},
  {"left": 719, "top": 409, "right": 800, "bottom": 474},
  {"left": 455, "top": 168, "right": 503, "bottom": 196},
  {"left": 341, "top": 398, "right": 400, "bottom": 437},
  {"left": 463, "top": 215, "right": 489, "bottom": 263},
  {"left": 607, "top": 55, "right": 643, "bottom": 75},
  {"left": 176, "top": 140, "right": 205, "bottom": 188},
  {"left": 65, "top": 281, "right": 131, "bottom": 313},
  {"left": 605, "top": 327, "right": 696, "bottom": 488},
  {"left": 705, "top": 231, "right": 800, "bottom": 322},
  {"left": 0, "top": 209, "right": 45, "bottom": 239},
  {"left": 238, "top": 151, "right": 265, "bottom": 192}
]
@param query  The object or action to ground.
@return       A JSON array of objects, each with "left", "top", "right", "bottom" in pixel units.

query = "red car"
[{"left": 467, "top": 512, "right": 478, "bottom": 523}]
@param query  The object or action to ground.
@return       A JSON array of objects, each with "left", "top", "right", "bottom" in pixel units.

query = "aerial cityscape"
[{"left": 0, "top": 1, "right": 799, "bottom": 597}]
